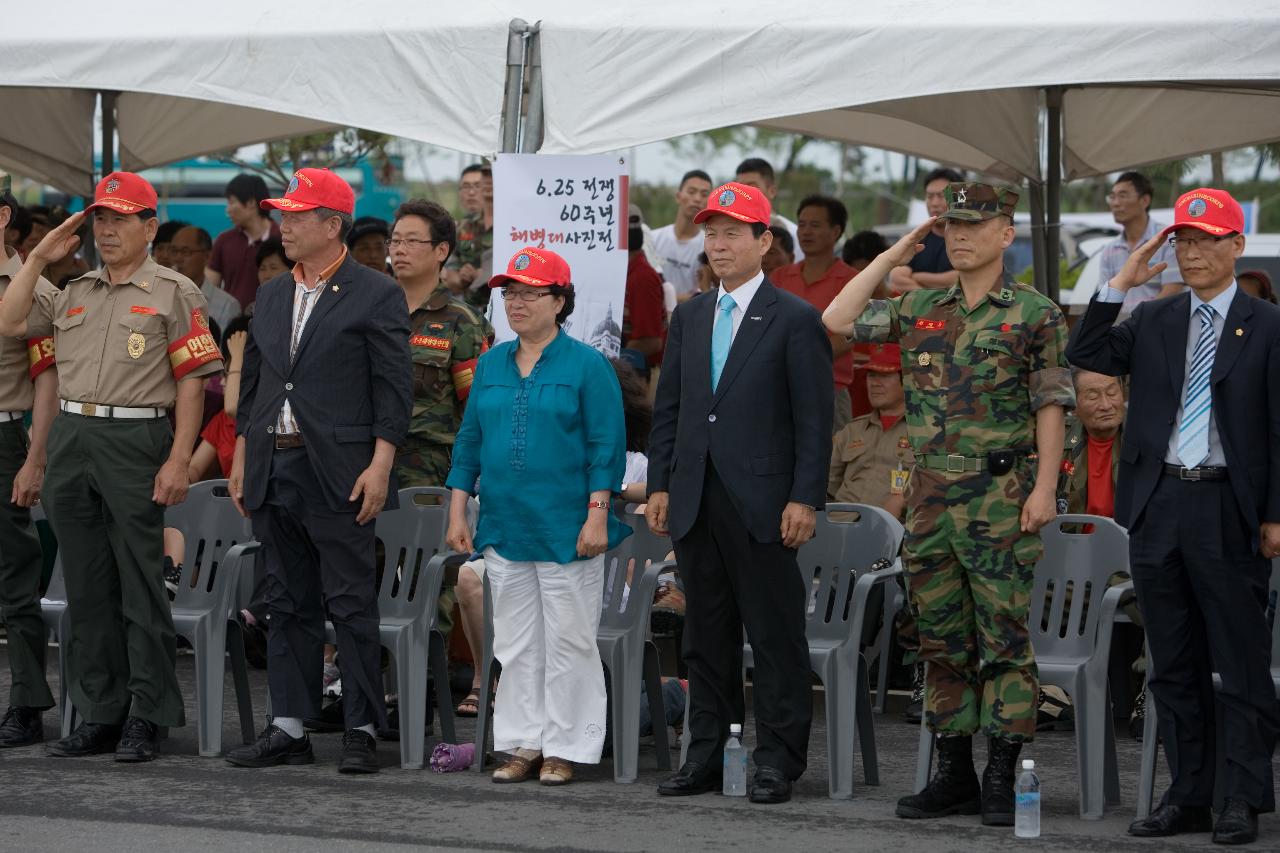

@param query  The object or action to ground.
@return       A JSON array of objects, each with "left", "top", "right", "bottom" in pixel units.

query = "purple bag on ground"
[{"left": 431, "top": 742, "right": 476, "bottom": 773}]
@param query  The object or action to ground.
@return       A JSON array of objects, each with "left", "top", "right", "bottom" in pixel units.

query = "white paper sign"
[{"left": 490, "top": 153, "right": 629, "bottom": 356}]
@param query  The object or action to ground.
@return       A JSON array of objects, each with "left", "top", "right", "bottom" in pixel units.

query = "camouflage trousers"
[{"left": 904, "top": 465, "right": 1041, "bottom": 742}]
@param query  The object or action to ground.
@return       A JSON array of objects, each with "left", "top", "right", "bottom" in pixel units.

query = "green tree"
[{"left": 218, "top": 128, "right": 393, "bottom": 190}]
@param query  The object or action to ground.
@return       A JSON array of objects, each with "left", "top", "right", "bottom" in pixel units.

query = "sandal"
[
  {"left": 539, "top": 756, "right": 573, "bottom": 786},
  {"left": 455, "top": 691, "right": 481, "bottom": 718},
  {"left": 492, "top": 751, "right": 542, "bottom": 783}
]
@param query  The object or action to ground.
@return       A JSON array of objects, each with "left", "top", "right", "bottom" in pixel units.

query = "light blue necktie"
[
  {"left": 710, "top": 293, "right": 735, "bottom": 391},
  {"left": 1177, "top": 303, "right": 1216, "bottom": 467}
]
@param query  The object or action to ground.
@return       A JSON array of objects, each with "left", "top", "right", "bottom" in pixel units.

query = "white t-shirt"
[
  {"left": 772, "top": 213, "right": 804, "bottom": 262},
  {"left": 650, "top": 224, "right": 705, "bottom": 297},
  {"left": 623, "top": 451, "right": 648, "bottom": 489}
]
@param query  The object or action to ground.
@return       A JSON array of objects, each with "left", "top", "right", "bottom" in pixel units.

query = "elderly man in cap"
[
  {"left": 825, "top": 182, "right": 1074, "bottom": 825},
  {"left": 647, "top": 181, "right": 833, "bottom": 804},
  {"left": 0, "top": 172, "right": 223, "bottom": 761},
  {"left": 1068, "top": 188, "right": 1280, "bottom": 845},
  {"left": 225, "top": 168, "right": 411, "bottom": 774}
]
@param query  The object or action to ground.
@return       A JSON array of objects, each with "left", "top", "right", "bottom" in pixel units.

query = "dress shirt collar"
[
  {"left": 717, "top": 269, "right": 764, "bottom": 312},
  {"left": 1190, "top": 280, "right": 1237, "bottom": 322}
]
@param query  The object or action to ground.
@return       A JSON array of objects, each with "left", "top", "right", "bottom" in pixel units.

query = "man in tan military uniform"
[
  {"left": 0, "top": 172, "right": 222, "bottom": 762},
  {"left": 828, "top": 342, "right": 912, "bottom": 516},
  {"left": 0, "top": 174, "right": 60, "bottom": 748}
]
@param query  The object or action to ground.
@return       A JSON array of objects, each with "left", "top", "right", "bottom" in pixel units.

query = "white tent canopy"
[
  {"left": 3, "top": 1, "right": 514, "bottom": 195},
  {"left": 534, "top": 0, "right": 1280, "bottom": 180}
]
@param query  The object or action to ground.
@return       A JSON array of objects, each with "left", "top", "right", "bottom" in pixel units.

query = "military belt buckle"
[
  {"left": 945, "top": 454, "right": 966, "bottom": 473},
  {"left": 81, "top": 403, "right": 96, "bottom": 417}
]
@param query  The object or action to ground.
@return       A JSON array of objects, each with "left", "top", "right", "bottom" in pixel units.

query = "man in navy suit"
[
  {"left": 225, "top": 168, "right": 411, "bottom": 774},
  {"left": 647, "top": 181, "right": 833, "bottom": 804},
  {"left": 1068, "top": 188, "right": 1280, "bottom": 845}
]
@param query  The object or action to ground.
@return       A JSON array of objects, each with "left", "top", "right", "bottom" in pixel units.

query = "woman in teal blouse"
[{"left": 445, "top": 247, "right": 628, "bottom": 786}]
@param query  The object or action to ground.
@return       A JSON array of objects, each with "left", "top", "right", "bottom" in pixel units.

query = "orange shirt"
[{"left": 772, "top": 258, "right": 856, "bottom": 386}]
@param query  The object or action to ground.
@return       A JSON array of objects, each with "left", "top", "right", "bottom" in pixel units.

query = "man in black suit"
[
  {"left": 647, "top": 181, "right": 833, "bottom": 804},
  {"left": 225, "top": 168, "right": 411, "bottom": 774},
  {"left": 1068, "top": 187, "right": 1280, "bottom": 845}
]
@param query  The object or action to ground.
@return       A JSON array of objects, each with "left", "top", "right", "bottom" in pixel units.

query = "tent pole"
[
  {"left": 501, "top": 20, "right": 530, "bottom": 154},
  {"left": 523, "top": 22, "right": 544, "bottom": 153},
  {"left": 1029, "top": 179, "right": 1047, "bottom": 295},
  {"left": 100, "top": 90, "right": 117, "bottom": 178},
  {"left": 1045, "top": 86, "right": 1063, "bottom": 304}
]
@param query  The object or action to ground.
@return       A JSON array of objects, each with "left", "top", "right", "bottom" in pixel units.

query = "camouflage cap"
[{"left": 939, "top": 182, "right": 1019, "bottom": 222}]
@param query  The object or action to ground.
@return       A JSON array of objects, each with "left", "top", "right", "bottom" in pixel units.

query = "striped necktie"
[{"left": 1176, "top": 303, "right": 1216, "bottom": 468}]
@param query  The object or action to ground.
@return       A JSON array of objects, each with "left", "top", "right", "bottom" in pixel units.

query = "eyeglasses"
[
  {"left": 386, "top": 238, "right": 440, "bottom": 250},
  {"left": 459, "top": 182, "right": 484, "bottom": 193},
  {"left": 1106, "top": 192, "right": 1138, "bottom": 202},
  {"left": 501, "top": 289, "right": 555, "bottom": 302},
  {"left": 1167, "top": 233, "right": 1235, "bottom": 250}
]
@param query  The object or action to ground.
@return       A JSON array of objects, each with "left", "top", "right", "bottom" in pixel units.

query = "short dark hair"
[
  {"left": 187, "top": 226, "right": 213, "bottom": 251},
  {"left": 750, "top": 222, "right": 768, "bottom": 239},
  {"left": 154, "top": 220, "right": 189, "bottom": 246},
  {"left": 226, "top": 173, "right": 271, "bottom": 215},
  {"left": 6, "top": 205, "right": 31, "bottom": 244},
  {"left": 679, "top": 169, "right": 712, "bottom": 190},
  {"left": 923, "top": 167, "right": 965, "bottom": 189},
  {"left": 255, "top": 238, "right": 289, "bottom": 270},
  {"left": 841, "top": 230, "right": 889, "bottom": 267},
  {"left": 1114, "top": 171, "right": 1154, "bottom": 209},
  {"left": 394, "top": 199, "right": 457, "bottom": 263},
  {"left": 461, "top": 163, "right": 489, "bottom": 179},
  {"left": 548, "top": 284, "right": 575, "bottom": 325},
  {"left": 313, "top": 207, "right": 353, "bottom": 242},
  {"left": 735, "top": 158, "right": 775, "bottom": 183},
  {"left": 766, "top": 225, "right": 794, "bottom": 255},
  {"left": 136, "top": 209, "right": 158, "bottom": 222},
  {"left": 696, "top": 251, "right": 709, "bottom": 266},
  {"left": 796, "top": 195, "right": 848, "bottom": 233}
]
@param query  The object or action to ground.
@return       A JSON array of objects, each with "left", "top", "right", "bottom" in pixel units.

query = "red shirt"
[
  {"left": 210, "top": 219, "right": 281, "bottom": 309},
  {"left": 200, "top": 410, "right": 238, "bottom": 477},
  {"left": 772, "top": 258, "right": 856, "bottom": 386},
  {"left": 623, "top": 252, "right": 666, "bottom": 367},
  {"left": 1086, "top": 434, "right": 1116, "bottom": 518}
]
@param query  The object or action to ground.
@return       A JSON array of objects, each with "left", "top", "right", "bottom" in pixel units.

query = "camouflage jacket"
[
  {"left": 446, "top": 212, "right": 494, "bottom": 310},
  {"left": 405, "top": 281, "right": 492, "bottom": 450},
  {"left": 1060, "top": 416, "right": 1122, "bottom": 516},
  {"left": 851, "top": 272, "right": 1075, "bottom": 460}
]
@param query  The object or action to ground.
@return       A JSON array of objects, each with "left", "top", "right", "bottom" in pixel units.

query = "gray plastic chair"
[
  {"left": 743, "top": 503, "right": 904, "bottom": 799},
  {"left": 164, "top": 479, "right": 257, "bottom": 757},
  {"left": 1136, "top": 557, "right": 1280, "bottom": 817},
  {"left": 36, "top": 537, "right": 76, "bottom": 737},
  {"left": 472, "top": 524, "right": 673, "bottom": 782},
  {"left": 912, "top": 514, "right": 1131, "bottom": 819},
  {"left": 324, "top": 486, "right": 453, "bottom": 769}
]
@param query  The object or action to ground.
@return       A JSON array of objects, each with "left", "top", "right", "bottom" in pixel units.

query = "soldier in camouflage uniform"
[
  {"left": 823, "top": 183, "right": 1074, "bottom": 825},
  {"left": 390, "top": 201, "right": 491, "bottom": 641},
  {"left": 444, "top": 165, "right": 494, "bottom": 311}
]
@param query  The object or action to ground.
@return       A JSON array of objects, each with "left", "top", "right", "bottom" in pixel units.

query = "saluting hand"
[
  {"left": 29, "top": 210, "right": 85, "bottom": 265},
  {"left": 780, "top": 502, "right": 817, "bottom": 549},
  {"left": 1107, "top": 232, "right": 1169, "bottom": 293},
  {"left": 880, "top": 218, "right": 938, "bottom": 268}
]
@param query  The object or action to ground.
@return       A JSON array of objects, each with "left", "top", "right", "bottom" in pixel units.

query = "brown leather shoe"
[
  {"left": 540, "top": 756, "right": 574, "bottom": 786},
  {"left": 492, "top": 751, "right": 542, "bottom": 783}
]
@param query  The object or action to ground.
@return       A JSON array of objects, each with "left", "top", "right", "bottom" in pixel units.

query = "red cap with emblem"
[
  {"left": 693, "top": 182, "right": 772, "bottom": 227},
  {"left": 261, "top": 168, "right": 355, "bottom": 215},
  {"left": 865, "top": 343, "right": 902, "bottom": 374},
  {"left": 489, "top": 247, "right": 573, "bottom": 288},
  {"left": 1159, "top": 188, "right": 1245, "bottom": 239},
  {"left": 84, "top": 172, "right": 158, "bottom": 216}
]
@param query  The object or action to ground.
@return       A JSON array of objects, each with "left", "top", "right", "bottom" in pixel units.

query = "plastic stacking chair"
[
  {"left": 165, "top": 480, "right": 257, "bottom": 757},
  {"left": 873, "top": 583, "right": 906, "bottom": 712},
  {"left": 1136, "top": 557, "right": 1280, "bottom": 817},
  {"left": 36, "top": 544, "right": 76, "bottom": 737},
  {"left": 743, "top": 503, "right": 903, "bottom": 799},
  {"left": 325, "top": 487, "right": 453, "bottom": 769},
  {"left": 912, "top": 514, "right": 1131, "bottom": 819}
]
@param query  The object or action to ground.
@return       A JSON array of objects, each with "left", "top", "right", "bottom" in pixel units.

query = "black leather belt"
[
  {"left": 1162, "top": 464, "right": 1227, "bottom": 481},
  {"left": 274, "top": 433, "right": 305, "bottom": 450}
]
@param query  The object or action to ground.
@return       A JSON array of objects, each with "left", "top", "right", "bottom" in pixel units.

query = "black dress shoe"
[
  {"left": 46, "top": 722, "right": 123, "bottom": 757},
  {"left": 0, "top": 707, "right": 44, "bottom": 748},
  {"left": 338, "top": 728, "right": 379, "bottom": 774},
  {"left": 303, "top": 699, "right": 345, "bottom": 733},
  {"left": 114, "top": 717, "right": 160, "bottom": 762},
  {"left": 226, "top": 724, "right": 315, "bottom": 768},
  {"left": 1213, "top": 798, "right": 1259, "bottom": 845},
  {"left": 1128, "top": 803, "right": 1214, "bottom": 837},
  {"left": 657, "top": 761, "right": 722, "bottom": 796},
  {"left": 749, "top": 765, "right": 792, "bottom": 804}
]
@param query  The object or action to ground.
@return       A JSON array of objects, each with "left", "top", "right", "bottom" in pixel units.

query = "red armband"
[
  {"left": 26, "top": 336, "right": 55, "bottom": 380},
  {"left": 168, "top": 309, "right": 222, "bottom": 380},
  {"left": 451, "top": 358, "right": 478, "bottom": 401}
]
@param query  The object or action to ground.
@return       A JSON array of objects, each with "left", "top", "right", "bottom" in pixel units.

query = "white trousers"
[{"left": 485, "top": 547, "right": 607, "bottom": 763}]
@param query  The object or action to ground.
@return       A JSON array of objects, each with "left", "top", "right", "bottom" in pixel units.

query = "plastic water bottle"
[
  {"left": 1015, "top": 758, "right": 1041, "bottom": 838},
  {"left": 723, "top": 723, "right": 747, "bottom": 797}
]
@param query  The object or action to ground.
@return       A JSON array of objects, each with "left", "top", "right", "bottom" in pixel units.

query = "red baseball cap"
[
  {"left": 865, "top": 343, "right": 902, "bottom": 374},
  {"left": 84, "top": 172, "right": 158, "bottom": 216},
  {"left": 261, "top": 168, "right": 355, "bottom": 215},
  {"left": 489, "top": 247, "right": 572, "bottom": 288},
  {"left": 1159, "top": 188, "right": 1245, "bottom": 239},
  {"left": 692, "top": 182, "right": 772, "bottom": 227}
]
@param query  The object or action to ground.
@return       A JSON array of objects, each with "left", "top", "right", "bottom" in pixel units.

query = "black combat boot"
[
  {"left": 896, "top": 734, "right": 980, "bottom": 818},
  {"left": 981, "top": 736, "right": 1022, "bottom": 826}
]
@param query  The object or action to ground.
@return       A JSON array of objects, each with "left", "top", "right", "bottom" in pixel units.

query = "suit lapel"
[
  {"left": 255, "top": 276, "right": 293, "bottom": 377},
  {"left": 1211, "top": 290, "right": 1253, "bottom": 384},
  {"left": 290, "top": 256, "right": 354, "bottom": 368},
  {"left": 1161, "top": 292, "right": 1191, "bottom": 398},
  {"left": 686, "top": 292, "right": 714, "bottom": 397},
  {"left": 712, "top": 282, "right": 777, "bottom": 405}
]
